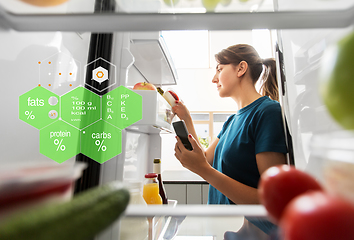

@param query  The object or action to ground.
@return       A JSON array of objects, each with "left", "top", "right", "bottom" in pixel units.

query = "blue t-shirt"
[{"left": 208, "top": 96, "right": 287, "bottom": 205}]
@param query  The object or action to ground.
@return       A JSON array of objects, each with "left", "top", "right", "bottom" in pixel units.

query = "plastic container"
[
  {"left": 0, "top": 161, "right": 86, "bottom": 220},
  {"left": 143, "top": 173, "right": 162, "bottom": 205},
  {"left": 119, "top": 181, "right": 149, "bottom": 240},
  {"left": 310, "top": 131, "right": 354, "bottom": 205}
]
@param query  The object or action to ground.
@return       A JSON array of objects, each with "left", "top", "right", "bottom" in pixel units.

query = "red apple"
[{"left": 133, "top": 82, "right": 157, "bottom": 91}]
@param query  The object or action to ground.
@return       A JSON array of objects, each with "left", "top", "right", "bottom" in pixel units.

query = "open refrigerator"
[{"left": 1, "top": 0, "right": 354, "bottom": 239}]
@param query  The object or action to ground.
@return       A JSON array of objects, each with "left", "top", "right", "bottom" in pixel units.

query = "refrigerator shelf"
[
  {"left": 1, "top": 0, "right": 270, "bottom": 15},
  {"left": 124, "top": 204, "right": 268, "bottom": 239},
  {"left": 1, "top": 0, "right": 354, "bottom": 14},
  {"left": 125, "top": 204, "right": 267, "bottom": 218},
  {"left": 0, "top": 3, "right": 354, "bottom": 32}
]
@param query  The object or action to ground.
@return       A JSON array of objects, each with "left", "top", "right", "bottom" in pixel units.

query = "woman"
[{"left": 173, "top": 44, "right": 288, "bottom": 238}]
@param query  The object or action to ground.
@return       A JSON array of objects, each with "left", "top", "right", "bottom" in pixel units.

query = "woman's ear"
[{"left": 237, "top": 61, "right": 248, "bottom": 78}]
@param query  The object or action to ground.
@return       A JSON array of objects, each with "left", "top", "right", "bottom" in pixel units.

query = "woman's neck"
[{"left": 231, "top": 81, "right": 262, "bottom": 110}]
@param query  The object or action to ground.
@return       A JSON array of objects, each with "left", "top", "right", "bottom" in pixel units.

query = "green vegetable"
[
  {"left": 0, "top": 182, "right": 130, "bottom": 240},
  {"left": 202, "top": 0, "right": 221, "bottom": 12},
  {"left": 319, "top": 30, "right": 354, "bottom": 130}
]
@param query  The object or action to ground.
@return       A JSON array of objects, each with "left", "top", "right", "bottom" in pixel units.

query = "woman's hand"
[
  {"left": 174, "top": 134, "right": 211, "bottom": 177},
  {"left": 172, "top": 100, "right": 204, "bottom": 151},
  {"left": 175, "top": 134, "right": 261, "bottom": 204},
  {"left": 172, "top": 101, "right": 192, "bottom": 123}
]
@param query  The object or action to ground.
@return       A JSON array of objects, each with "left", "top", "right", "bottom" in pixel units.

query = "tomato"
[
  {"left": 280, "top": 191, "right": 354, "bottom": 240},
  {"left": 258, "top": 165, "right": 323, "bottom": 223}
]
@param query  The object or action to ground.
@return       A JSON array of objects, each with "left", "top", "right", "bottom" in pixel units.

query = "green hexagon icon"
[
  {"left": 61, "top": 87, "right": 101, "bottom": 129},
  {"left": 81, "top": 120, "right": 122, "bottom": 164},
  {"left": 40, "top": 120, "right": 80, "bottom": 163},
  {"left": 19, "top": 86, "right": 60, "bottom": 129},
  {"left": 102, "top": 86, "right": 142, "bottom": 129}
]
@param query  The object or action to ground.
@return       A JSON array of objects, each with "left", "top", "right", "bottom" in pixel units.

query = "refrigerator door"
[
  {"left": 276, "top": 0, "right": 354, "bottom": 180},
  {"left": 0, "top": 30, "right": 90, "bottom": 166}
]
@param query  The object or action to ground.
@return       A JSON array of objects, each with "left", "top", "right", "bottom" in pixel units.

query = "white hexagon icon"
[
  {"left": 85, "top": 57, "right": 117, "bottom": 93},
  {"left": 92, "top": 66, "right": 108, "bottom": 84}
]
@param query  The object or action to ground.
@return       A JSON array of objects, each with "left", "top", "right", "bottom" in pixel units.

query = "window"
[
  {"left": 161, "top": 30, "right": 210, "bottom": 69},
  {"left": 191, "top": 111, "right": 233, "bottom": 148}
]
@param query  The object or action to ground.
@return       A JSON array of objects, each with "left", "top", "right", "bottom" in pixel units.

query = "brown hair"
[{"left": 215, "top": 44, "right": 279, "bottom": 101}]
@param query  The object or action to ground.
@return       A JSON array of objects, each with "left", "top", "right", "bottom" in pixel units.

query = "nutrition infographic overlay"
[{"left": 19, "top": 55, "right": 142, "bottom": 164}]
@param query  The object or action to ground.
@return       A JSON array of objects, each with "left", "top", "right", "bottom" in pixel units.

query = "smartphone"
[{"left": 172, "top": 120, "right": 193, "bottom": 151}]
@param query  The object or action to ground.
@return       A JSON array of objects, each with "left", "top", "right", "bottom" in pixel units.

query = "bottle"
[
  {"left": 156, "top": 87, "right": 164, "bottom": 96},
  {"left": 163, "top": 88, "right": 180, "bottom": 107},
  {"left": 143, "top": 173, "right": 162, "bottom": 205},
  {"left": 119, "top": 182, "right": 149, "bottom": 240},
  {"left": 153, "top": 158, "right": 168, "bottom": 204}
]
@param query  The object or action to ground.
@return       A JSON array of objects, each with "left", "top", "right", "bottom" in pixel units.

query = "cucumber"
[{"left": 0, "top": 181, "right": 130, "bottom": 240}]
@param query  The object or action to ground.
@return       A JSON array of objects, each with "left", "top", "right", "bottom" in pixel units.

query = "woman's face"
[{"left": 212, "top": 63, "right": 238, "bottom": 98}]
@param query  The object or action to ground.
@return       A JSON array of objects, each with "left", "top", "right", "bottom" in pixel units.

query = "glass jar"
[
  {"left": 310, "top": 131, "right": 354, "bottom": 204},
  {"left": 143, "top": 173, "right": 162, "bottom": 205}
]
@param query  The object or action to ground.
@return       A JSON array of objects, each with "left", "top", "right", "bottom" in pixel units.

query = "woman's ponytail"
[{"left": 260, "top": 58, "right": 279, "bottom": 102}]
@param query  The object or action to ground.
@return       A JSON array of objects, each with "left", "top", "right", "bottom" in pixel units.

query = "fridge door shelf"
[
  {"left": 130, "top": 32, "right": 178, "bottom": 86},
  {"left": 153, "top": 199, "right": 178, "bottom": 240},
  {"left": 126, "top": 90, "right": 176, "bottom": 134}
]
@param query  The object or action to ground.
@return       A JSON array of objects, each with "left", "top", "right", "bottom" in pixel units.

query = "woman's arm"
[
  {"left": 209, "top": 152, "right": 286, "bottom": 204},
  {"left": 205, "top": 138, "right": 218, "bottom": 166},
  {"left": 256, "top": 151, "right": 286, "bottom": 176},
  {"left": 175, "top": 134, "right": 259, "bottom": 204},
  {"left": 175, "top": 135, "right": 286, "bottom": 204}
]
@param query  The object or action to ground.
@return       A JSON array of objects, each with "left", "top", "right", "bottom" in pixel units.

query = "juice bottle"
[
  {"left": 143, "top": 173, "right": 162, "bottom": 205},
  {"left": 153, "top": 158, "right": 168, "bottom": 204}
]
